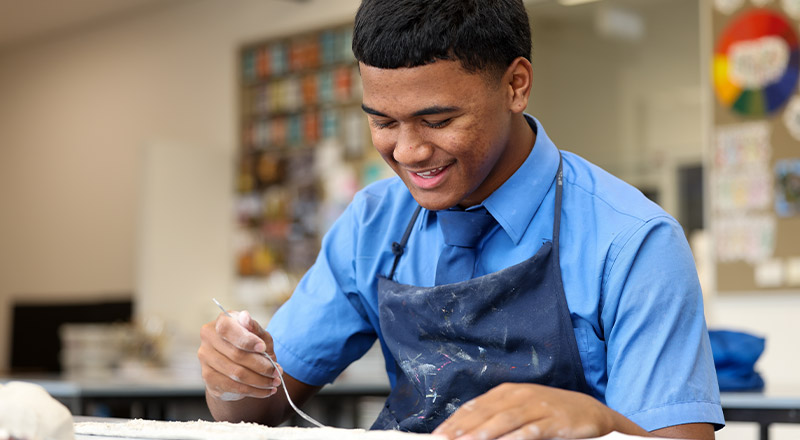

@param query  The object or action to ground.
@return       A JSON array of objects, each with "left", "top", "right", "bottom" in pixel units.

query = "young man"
[{"left": 198, "top": 0, "right": 724, "bottom": 438}]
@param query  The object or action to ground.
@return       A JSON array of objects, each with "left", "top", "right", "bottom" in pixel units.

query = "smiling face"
[{"left": 360, "top": 59, "right": 534, "bottom": 211}]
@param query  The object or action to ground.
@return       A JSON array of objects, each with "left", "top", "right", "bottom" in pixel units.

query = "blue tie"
[{"left": 435, "top": 208, "right": 497, "bottom": 285}]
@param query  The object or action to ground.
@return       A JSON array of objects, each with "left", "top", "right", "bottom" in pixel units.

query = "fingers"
[
  {"left": 200, "top": 364, "right": 278, "bottom": 401},
  {"left": 202, "top": 320, "right": 275, "bottom": 374},
  {"left": 216, "top": 311, "right": 272, "bottom": 354},
  {"left": 439, "top": 417, "right": 562, "bottom": 440},
  {"left": 495, "top": 422, "right": 550, "bottom": 440},
  {"left": 437, "top": 400, "right": 542, "bottom": 440},
  {"left": 434, "top": 383, "right": 613, "bottom": 440},
  {"left": 435, "top": 384, "right": 529, "bottom": 438},
  {"left": 198, "top": 314, "right": 282, "bottom": 401},
  {"left": 200, "top": 341, "right": 281, "bottom": 387}
]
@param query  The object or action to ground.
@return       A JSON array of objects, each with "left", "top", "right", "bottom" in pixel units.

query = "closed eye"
[
  {"left": 424, "top": 119, "right": 451, "bottom": 129},
  {"left": 370, "top": 118, "right": 396, "bottom": 129}
]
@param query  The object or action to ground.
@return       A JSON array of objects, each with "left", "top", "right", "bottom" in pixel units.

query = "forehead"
[{"left": 359, "top": 61, "right": 495, "bottom": 112}]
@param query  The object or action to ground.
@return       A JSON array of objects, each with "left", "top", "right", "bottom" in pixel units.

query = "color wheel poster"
[
  {"left": 713, "top": 9, "right": 798, "bottom": 117},
  {"left": 711, "top": 3, "right": 800, "bottom": 292}
]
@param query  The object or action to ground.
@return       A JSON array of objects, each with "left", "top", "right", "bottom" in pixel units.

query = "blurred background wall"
[{"left": 0, "top": 0, "right": 362, "bottom": 372}]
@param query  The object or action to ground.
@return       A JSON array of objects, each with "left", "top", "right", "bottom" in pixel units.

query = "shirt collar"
[{"left": 483, "top": 115, "right": 560, "bottom": 244}]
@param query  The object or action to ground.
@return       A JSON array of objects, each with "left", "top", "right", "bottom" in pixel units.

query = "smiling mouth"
[{"left": 414, "top": 165, "right": 448, "bottom": 179}]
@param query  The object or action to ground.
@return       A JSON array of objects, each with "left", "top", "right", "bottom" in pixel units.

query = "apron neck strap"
[
  {"left": 553, "top": 153, "right": 563, "bottom": 248},
  {"left": 388, "top": 204, "right": 423, "bottom": 280}
]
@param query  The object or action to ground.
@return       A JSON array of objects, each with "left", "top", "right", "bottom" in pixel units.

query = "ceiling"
[
  {"left": 0, "top": 0, "right": 187, "bottom": 53},
  {"left": 0, "top": 0, "right": 672, "bottom": 54},
  {"left": 525, "top": 0, "right": 677, "bottom": 21}
]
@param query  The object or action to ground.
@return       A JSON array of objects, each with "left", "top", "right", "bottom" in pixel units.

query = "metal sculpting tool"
[{"left": 212, "top": 298, "right": 325, "bottom": 428}]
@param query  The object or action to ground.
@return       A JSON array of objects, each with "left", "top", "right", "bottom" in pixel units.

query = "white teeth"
[{"left": 415, "top": 166, "right": 445, "bottom": 178}]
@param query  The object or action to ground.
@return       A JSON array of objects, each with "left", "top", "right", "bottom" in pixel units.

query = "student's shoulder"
[{"left": 560, "top": 151, "right": 674, "bottom": 226}]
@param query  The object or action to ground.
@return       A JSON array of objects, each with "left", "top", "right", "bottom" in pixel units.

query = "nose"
[{"left": 393, "top": 124, "right": 434, "bottom": 165}]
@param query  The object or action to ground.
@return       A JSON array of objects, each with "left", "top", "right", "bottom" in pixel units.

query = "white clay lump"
[{"left": 0, "top": 381, "right": 74, "bottom": 440}]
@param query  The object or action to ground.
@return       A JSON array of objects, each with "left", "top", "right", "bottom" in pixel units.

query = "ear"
[{"left": 505, "top": 57, "right": 533, "bottom": 114}]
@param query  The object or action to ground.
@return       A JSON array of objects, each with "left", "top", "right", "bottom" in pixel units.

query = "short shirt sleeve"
[
  {"left": 266, "top": 199, "right": 377, "bottom": 386},
  {"left": 601, "top": 217, "right": 724, "bottom": 430}
]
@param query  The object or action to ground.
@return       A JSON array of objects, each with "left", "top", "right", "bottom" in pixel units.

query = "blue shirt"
[{"left": 268, "top": 116, "right": 724, "bottom": 431}]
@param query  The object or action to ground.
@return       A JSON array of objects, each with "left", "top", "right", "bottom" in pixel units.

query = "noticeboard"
[{"left": 710, "top": 0, "right": 800, "bottom": 292}]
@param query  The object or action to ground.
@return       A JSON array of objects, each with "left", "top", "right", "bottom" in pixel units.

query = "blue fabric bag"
[{"left": 708, "top": 330, "right": 765, "bottom": 391}]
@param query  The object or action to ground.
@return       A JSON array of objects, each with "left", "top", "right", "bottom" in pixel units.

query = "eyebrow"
[{"left": 361, "top": 104, "right": 460, "bottom": 118}]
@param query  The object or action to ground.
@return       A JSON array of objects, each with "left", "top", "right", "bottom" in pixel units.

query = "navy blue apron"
[{"left": 372, "top": 157, "right": 592, "bottom": 432}]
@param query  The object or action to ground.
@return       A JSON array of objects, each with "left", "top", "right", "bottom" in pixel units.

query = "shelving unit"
[{"left": 234, "top": 25, "right": 382, "bottom": 309}]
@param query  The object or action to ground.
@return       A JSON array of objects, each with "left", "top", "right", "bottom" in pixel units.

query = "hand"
[
  {"left": 432, "top": 383, "right": 621, "bottom": 440},
  {"left": 198, "top": 310, "right": 283, "bottom": 402}
]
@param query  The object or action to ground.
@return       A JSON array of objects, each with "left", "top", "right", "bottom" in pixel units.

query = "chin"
[{"left": 409, "top": 192, "right": 460, "bottom": 211}]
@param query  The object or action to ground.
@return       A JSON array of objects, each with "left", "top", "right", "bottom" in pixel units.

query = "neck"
[
  {"left": 497, "top": 113, "right": 537, "bottom": 184},
  {"left": 512, "top": 113, "right": 536, "bottom": 160}
]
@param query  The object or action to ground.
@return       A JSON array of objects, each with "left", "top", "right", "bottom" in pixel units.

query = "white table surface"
[{"left": 720, "top": 384, "right": 800, "bottom": 409}]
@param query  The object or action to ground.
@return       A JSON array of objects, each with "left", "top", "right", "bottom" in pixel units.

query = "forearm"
[
  {"left": 434, "top": 383, "right": 714, "bottom": 440},
  {"left": 608, "top": 408, "right": 715, "bottom": 440}
]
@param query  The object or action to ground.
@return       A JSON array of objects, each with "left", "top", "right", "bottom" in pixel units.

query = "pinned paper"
[
  {"left": 755, "top": 258, "right": 784, "bottom": 287},
  {"left": 774, "top": 159, "right": 800, "bottom": 217},
  {"left": 715, "top": 122, "right": 771, "bottom": 170},
  {"left": 715, "top": 0, "right": 745, "bottom": 14},
  {"left": 783, "top": 95, "right": 800, "bottom": 141},
  {"left": 785, "top": 257, "right": 800, "bottom": 286},
  {"left": 715, "top": 214, "right": 776, "bottom": 263},
  {"left": 715, "top": 168, "right": 772, "bottom": 211}
]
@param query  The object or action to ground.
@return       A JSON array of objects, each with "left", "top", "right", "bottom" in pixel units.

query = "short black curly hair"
[{"left": 352, "top": 0, "right": 532, "bottom": 80}]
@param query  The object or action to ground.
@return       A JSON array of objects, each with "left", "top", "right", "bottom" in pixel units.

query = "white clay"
[
  {"left": 0, "top": 381, "right": 74, "bottom": 440},
  {"left": 75, "top": 419, "right": 430, "bottom": 439}
]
